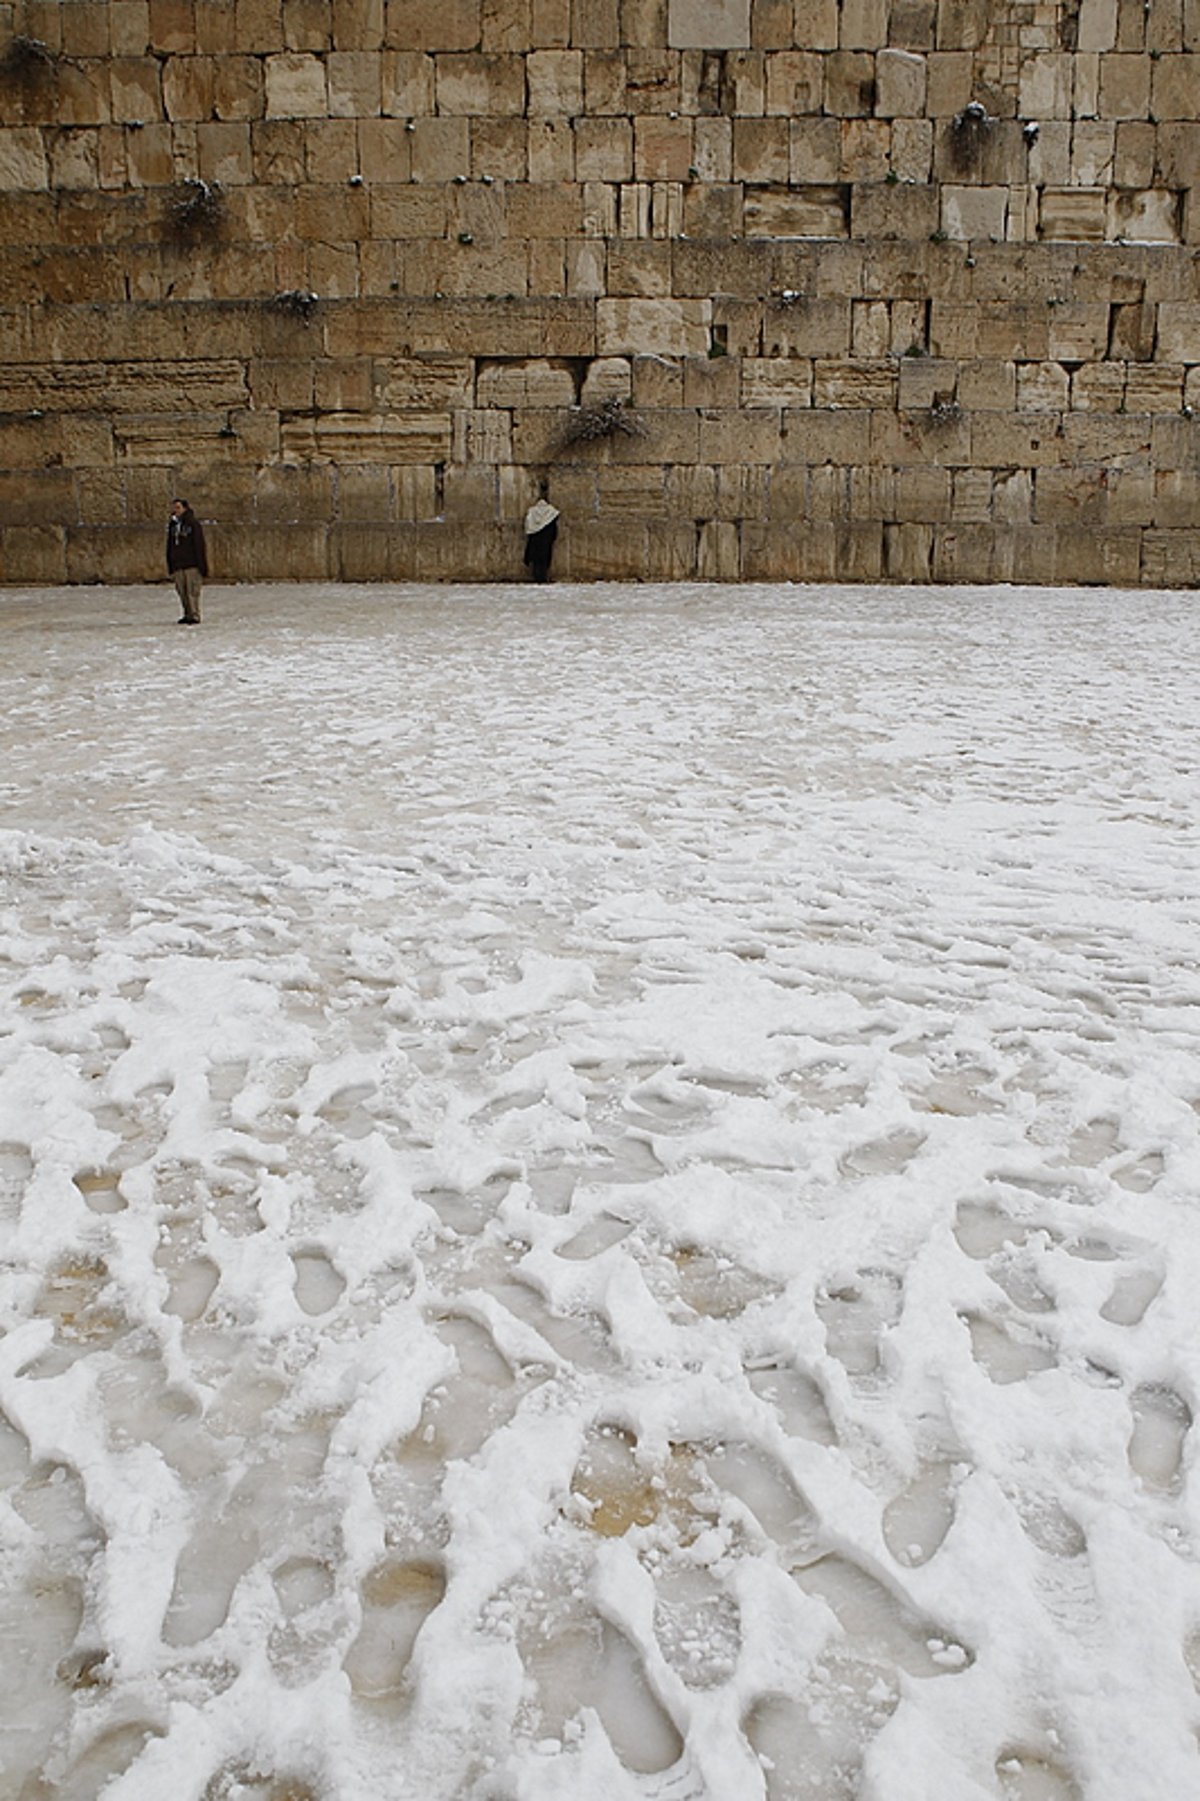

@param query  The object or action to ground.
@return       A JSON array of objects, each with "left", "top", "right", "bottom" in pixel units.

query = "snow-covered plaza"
[{"left": 1, "top": 579, "right": 1198, "bottom": 1801}]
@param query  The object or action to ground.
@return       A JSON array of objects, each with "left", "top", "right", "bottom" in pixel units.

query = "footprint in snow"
[{"left": 1128, "top": 1384, "right": 1192, "bottom": 1492}]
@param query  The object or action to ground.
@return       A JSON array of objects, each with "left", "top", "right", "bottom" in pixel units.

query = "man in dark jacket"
[{"left": 166, "top": 498, "right": 208, "bottom": 624}]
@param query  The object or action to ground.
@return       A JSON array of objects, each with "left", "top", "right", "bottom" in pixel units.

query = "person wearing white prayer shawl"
[{"left": 523, "top": 489, "right": 560, "bottom": 583}]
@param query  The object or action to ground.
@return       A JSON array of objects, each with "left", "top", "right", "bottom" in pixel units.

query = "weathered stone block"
[
  {"left": 574, "top": 116, "right": 632, "bottom": 178},
  {"left": 528, "top": 49, "right": 584, "bottom": 112},
  {"left": 813, "top": 357, "right": 895, "bottom": 407},
  {"left": 667, "top": 0, "right": 749, "bottom": 48},
  {"left": 1151, "top": 53, "right": 1199, "bottom": 118},
  {"left": 741, "top": 357, "right": 812, "bottom": 404},
  {"left": 850, "top": 181, "right": 938, "bottom": 238},
  {"left": 608, "top": 238, "right": 672, "bottom": 292},
  {"left": 631, "top": 115, "right": 691, "bottom": 179},
  {"left": 951, "top": 354, "right": 1009, "bottom": 408},
  {"left": 825, "top": 51, "right": 877, "bottom": 115},
  {"left": 1055, "top": 524, "right": 1141, "bottom": 583},
  {"left": 764, "top": 50, "right": 823, "bottom": 113},
  {"left": 1109, "top": 187, "right": 1183, "bottom": 241},
  {"left": 281, "top": 410, "right": 452, "bottom": 462},
  {"left": 787, "top": 118, "right": 841, "bottom": 185},
  {"left": 110, "top": 57, "right": 164, "bottom": 122},
  {"left": 761, "top": 297, "right": 850, "bottom": 355},
  {"left": 875, "top": 47, "right": 926, "bottom": 116},
  {"left": 746, "top": 185, "right": 850, "bottom": 236},
  {"left": 970, "top": 412, "right": 1064, "bottom": 467},
  {"left": 265, "top": 53, "right": 329, "bottom": 117},
  {"left": 596, "top": 296, "right": 708, "bottom": 353},
  {"left": 0, "top": 524, "right": 66, "bottom": 583},
  {"left": 326, "top": 50, "right": 382, "bottom": 115},
  {"left": 573, "top": 0, "right": 621, "bottom": 45},
  {"left": 0, "top": 128, "right": 48, "bottom": 189},
  {"left": 410, "top": 116, "right": 471, "bottom": 179},
  {"left": 941, "top": 185, "right": 1008, "bottom": 241},
  {"left": 924, "top": 50, "right": 971, "bottom": 116},
  {"left": 1079, "top": 0, "right": 1119, "bottom": 51}
]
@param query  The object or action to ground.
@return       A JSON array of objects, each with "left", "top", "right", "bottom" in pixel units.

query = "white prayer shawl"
[{"left": 524, "top": 499, "right": 560, "bottom": 534}]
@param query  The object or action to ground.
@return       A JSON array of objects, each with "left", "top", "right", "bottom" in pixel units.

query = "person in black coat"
[
  {"left": 166, "top": 498, "right": 208, "bottom": 624},
  {"left": 523, "top": 489, "right": 560, "bottom": 584}
]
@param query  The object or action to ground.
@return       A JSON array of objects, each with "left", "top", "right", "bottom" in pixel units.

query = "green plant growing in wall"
[{"left": 166, "top": 177, "right": 225, "bottom": 241}]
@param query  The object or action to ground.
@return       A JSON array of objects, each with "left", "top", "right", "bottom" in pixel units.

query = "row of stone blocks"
[
  {"left": 8, "top": 49, "right": 1200, "bottom": 126},
  {"left": 6, "top": 0, "right": 1197, "bottom": 58},
  {"left": 7, "top": 457, "right": 1200, "bottom": 523},
  {"left": 3, "top": 517, "right": 1197, "bottom": 585},
  {"left": 8, "top": 116, "right": 1200, "bottom": 200},
  {"left": 1, "top": 401, "right": 1195, "bottom": 473}
]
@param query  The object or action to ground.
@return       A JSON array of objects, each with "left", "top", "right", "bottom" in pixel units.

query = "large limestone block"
[
  {"left": 378, "top": 355, "right": 474, "bottom": 407},
  {"left": 741, "top": 358, "right": 813, "bottom": 405},
  {"left": 328, "top": 50, "right": 384, "bottom": 115},
  {"left": 1156, "top": 300, "right": 1200, "bottom": 359},
  {"left": 761, "top": 297, "right": 850, "bottom": 355},
  {"left": 1018, "top": 52, "right": 1074, "bottom": 119},
  {"left": 596, "top": 296, "right": 709, "bottom": 354},
  {"left": 1078, "top": 0, "right": 1118, "bottom": 50},
  {"left": 1109, "top": 189, "right": 1182, "bottom": 243},
  {"left": 850, "top": 181, "right": 937, "bottom": 238},
  {"left": 696, "top": 406, "right": 780, "bottom": 462},
  {"left": 1137, "top": 352, "right": 1189, "bottom": 410},
  {"left": 265, "top": 54, "right": 329, "bottom": 117},
  {"left": 381, "top": 51, "right": 436, "bottom": 113},
  {"left": 1038, "top": 188, "right": 1106, "bottom": 239},
  {"left": 281, "top": 411, "right": 453, "bottom": 462},
  {"left": 788, "top": 117, "right": 841, "bottom": 182},
  {"left": 476, "top": 357, "right": 576, "bottom": 404},
  {"left": 1047, "top": 303, "right": 1109, "bottom": 360},
  {"left": 597, "top": 463, "right": 668, "bottom": 514},
  {"left": 334, "top": 0, "right": 386, "bottom": 49},
  {"left": 1016, "top": 362, "right": 1069, "bottom": 412},
  {"left": 197, "top": 121, "right": 253, "bottom": 184},
  {"left": 732, "top": 117, "right": 789, "bottom": 181},
  {"left": 824, "top": 51, "right": 877, "bottom": 116},
  {"left": 385, "top": 0, "right": 482, "bottom": 50},
  {"left": 110, "top": 57, "right": 165, "bottom": 122},
  {"left": 765, "top": 50, "right": 823, "bottom": 113},
  {"left": 668, "top": 0, "right": 749, "bottom": 48},
  {"left": 1152, "top": 54, "right": 1200, "bottom": 119},
  {"left": 527, "top": 49, "right": 584, "bottom": 113},
  {"left": 970, "top": 412, "right": 1064, "bottom": 467},
  {"left": 875, "top": 47, "right": 926, "bottom": 117},
  {"left": 371, "top": 184, "right": 448, "bottom": 233},
  {"left": 436, "top": 52, "right": 525, "bottom": 114},
  {"left": 643, "top": 520, "right": 700, "bottom": 579},
  {"left": 1141, "top": 530, "right": 1200, "bottom": 586},
  {"left": 841, "top": 0, "right": 888, "bottom": 46},
  {"left": 0, "top": 525, "right": 69, "bottom": 583},
  {"left": 673, "top": 238, "right": 772, "bottom": 295},
  {"left": 410, "top": 116, "right": 471, "bottom": 179},
  {"left": 745, "top": 185, "right": 849, "bottom": 236},
  {"left": 635, "top": 115, "right": 694, "bottom": 178},
  {"left": 0, "top": 358, "right": 247, "bottom": 413},
  {"left": 1098, "top": 52, "right": 1150, "bottom": 118},
  {"left": 941, "top": 184, "right": 1008, "bottom": 240},
  {"left": 557, "top": 519, "right": 649, "bottom": 577},
  {"left": 1055, "top": 524, "right": 1141, "bottom": 584},
  {"left": 813, "top": 357, "right": 895, "bottom": 408},
  {"left": 574, "top": 117, "right": 633, "bottom": 179},
  {"left": 0, "top": 129, "right": 48, "bottom": 189}
]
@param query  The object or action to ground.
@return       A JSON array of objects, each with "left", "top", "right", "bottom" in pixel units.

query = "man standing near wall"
[{"left": 166, "top": 499, "right": 208, "bottom": 626}]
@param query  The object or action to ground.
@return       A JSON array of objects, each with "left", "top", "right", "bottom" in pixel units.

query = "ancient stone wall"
[{"left": 2, "top": 0, "right": 1200, "bottom": 584}]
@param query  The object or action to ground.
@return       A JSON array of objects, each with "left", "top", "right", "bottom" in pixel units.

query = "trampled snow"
[{"left": 1, "top": 580, "right": 1198, "bottom": 1801}]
